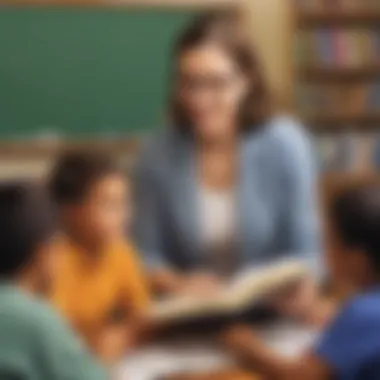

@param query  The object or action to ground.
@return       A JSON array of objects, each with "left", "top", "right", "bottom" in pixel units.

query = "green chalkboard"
[{"left": 0, "top": 7, "right": 195, "bottom": 138}]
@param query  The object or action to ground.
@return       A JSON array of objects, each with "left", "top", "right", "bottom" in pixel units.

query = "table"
[
  {"left": 168, "top": 370, "right": 258, "bottom": 380},
  {"left": 116, "top": 320, "right": 317, "bottom": 380}
]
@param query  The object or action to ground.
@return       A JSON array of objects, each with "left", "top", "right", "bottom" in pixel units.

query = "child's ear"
[
  {"left": 36, "top": 240, "right": 59, "bottom": 279},
  {"left": 25, "top": 241, "right": 56, "bottom": 296}
]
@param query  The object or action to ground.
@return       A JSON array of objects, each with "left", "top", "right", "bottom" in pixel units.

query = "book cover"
[
  {"left": 332, "top": 29, "right": 346, "bottom": 66},
  {"left": 372, "top": 31, "right": 380, "bottom": 62},
  {"left": 372, "top": 133, "right": 380, "bottom": 169},
  {"left": 366, "top": 81, "right": 380, "bottom": 110},
  {"left": 358, "top": 30, "right": 370, "bottom": 66},
  {"left": 315, "top": 132, "right": 357, "bottom": 172},
  {"left": 315, "top": 29, "right": 334, "bottom": 66}
]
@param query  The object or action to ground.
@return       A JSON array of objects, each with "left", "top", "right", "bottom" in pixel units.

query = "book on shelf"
[
  {"left": 148, "top": 260, "right": 308, "bottom": 325},
  {"left": 314, "top": 131, "right": 380, "bottom": 173},
  {"left": 332, "top": 29, "right": 348, "bottom": 66},
  {"left": 296, "top": 29, "right": 380, "bottom": 67},
  {"left": 297, "top": 0, "right": 380, "bottom": 11},
  {"left": 296, "top": 81, "right": 380, "bottom": 115},
  {"left": 372, "top": 133, "right": 380, "bottom": 168},
  {"left": 294, "top": 32, "right": 313, "bottom": 65},
  {"left": 374, "top": 32, "right": 380, "bottom": 62},
  {"left": 367, "top": 80, "right": 380, "bottom": 109},
  {"left": 314, "top": 132, "right": 355, "bottom": 172},
  {"left": 316, "top": 29, "right": 335, "bottom": 65}
]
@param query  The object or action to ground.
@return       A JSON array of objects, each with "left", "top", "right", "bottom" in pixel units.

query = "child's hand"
[
  {"left": 95, "top": 323, "right": 133, "bottom": 365},
  {"left": 220, "top": 325, "right": 262, "bottom": 357},
  {"left": 272, "top": 277, "right": 320, "bottom": 323}
]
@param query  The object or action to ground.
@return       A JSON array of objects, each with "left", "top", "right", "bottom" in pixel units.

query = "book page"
[
  {"left": 225, "top": 260, "right": 308, "bottom": 309},
  {"left": 149, "top": 260, "right": 308, "bottom": 323}
]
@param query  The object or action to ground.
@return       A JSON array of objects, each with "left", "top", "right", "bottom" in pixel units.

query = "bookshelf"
[
  {"left": 293, "top": 0, "right": 380, "bottom": 177},
  {"left": 298, "top": 10, "right": 380, "bottom": 28},
  {"left": 300, "top": 66, "right": 380, "bottom": 82},
  {"left": 306, "top": 112, "right": 380, "bottom": 129}
]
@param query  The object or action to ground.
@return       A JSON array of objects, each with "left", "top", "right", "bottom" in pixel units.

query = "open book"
[{"left": 148, "top": 260, "right": 308, "bottom": 324}]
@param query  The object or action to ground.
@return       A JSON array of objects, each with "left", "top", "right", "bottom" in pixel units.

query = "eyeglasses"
[{"left": 176, "top": 73, "right": 239, "bottom": 96}]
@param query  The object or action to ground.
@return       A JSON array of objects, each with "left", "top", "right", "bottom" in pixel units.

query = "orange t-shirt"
[{"left": 51, "top": 237, "right": 150, "bottom": 336}]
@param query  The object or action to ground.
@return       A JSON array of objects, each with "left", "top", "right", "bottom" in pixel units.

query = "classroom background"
[{"left": 1, "top": 0, "right": 380, "bottom": 203}]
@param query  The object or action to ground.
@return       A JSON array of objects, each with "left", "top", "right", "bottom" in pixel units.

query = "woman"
[{"left": 134, "top": 11, "right": 320, "bottom": 310}]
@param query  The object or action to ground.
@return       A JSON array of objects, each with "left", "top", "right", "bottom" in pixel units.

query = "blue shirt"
[
  {"left": 315, "top": 289, "right": 380, "bottom": 380},
  {"left": 134, "top": 116, "right": 320, "bottom": 273}
]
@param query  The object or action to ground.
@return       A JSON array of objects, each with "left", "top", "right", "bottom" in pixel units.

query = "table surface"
[
  {"left": 168, "top": 370, "right": 258, "bottom": 380},
  {"left": 116, "top": 321, "right": 317, "bottom": 380}
]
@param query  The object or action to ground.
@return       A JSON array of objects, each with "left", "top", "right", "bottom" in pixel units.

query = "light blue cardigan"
[{"left": 133, "top": 117, "right": 320, "bottom": 273}]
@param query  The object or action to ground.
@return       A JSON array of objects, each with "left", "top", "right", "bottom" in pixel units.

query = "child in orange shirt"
[{"left": 48, "top": 150, "right": 149, "bottom": 363}]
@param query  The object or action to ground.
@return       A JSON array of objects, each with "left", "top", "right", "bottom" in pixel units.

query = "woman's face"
[{"left": 176, "top": 44, "right": 249, "bottom": 141}]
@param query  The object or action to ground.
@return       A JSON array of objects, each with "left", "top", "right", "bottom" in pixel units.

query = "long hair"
[{"left": 170, "top": 10, "right": 272, "bottom": 133}]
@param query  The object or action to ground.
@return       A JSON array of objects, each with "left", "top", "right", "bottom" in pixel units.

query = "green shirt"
[{"left": 0, "top": 284, "right": 107, "bottom": 380}]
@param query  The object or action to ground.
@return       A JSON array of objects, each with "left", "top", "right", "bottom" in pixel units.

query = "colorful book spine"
[
  {"left": 332, "top": 29, "right": 346, "bottom": 66},
  {"left": 314, "top": 132, "right": 380, "bottom": 173},
  {"left": 367, "top": 81, "right": 380, "bottom": 110},
  {"left": 372, "top": 134, "right": 380, "bottom": 169},
  {"left": 372, "top": 32, "right": 380, "bottom": 63},
  {"left": 298, "top": 29, "right": 380, "bottom": 67},
  {"left": 315, "top": 29, "right": 334, "bottom": 65}
]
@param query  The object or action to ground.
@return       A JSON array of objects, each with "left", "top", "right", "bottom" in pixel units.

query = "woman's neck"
[
  {"left": 197, "top": 133, "right": 238, "bottom": 153},
  {"left": 196, "top": 132, "right": 238, "bottom": 190}
]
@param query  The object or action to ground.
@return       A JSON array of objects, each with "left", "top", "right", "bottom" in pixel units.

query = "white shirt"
[{"left": 199, "top": 186, "right": 237, "bottom": 275}]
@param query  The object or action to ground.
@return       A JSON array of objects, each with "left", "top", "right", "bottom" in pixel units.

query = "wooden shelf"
[
  {"left": 0, "top": 138, "right": 140, "bottom": 159},
  {"left": 298, "top": 10, "right": 380, "bottom": 27},
  {"left": 304, "top": 112, "right": 380, "bottom": 129},
  {"left": 0, "top": 0, "right": 238, "bottom": 8},
  {"left": 299, "top": 66, "right": 380, "bottom": 82}
]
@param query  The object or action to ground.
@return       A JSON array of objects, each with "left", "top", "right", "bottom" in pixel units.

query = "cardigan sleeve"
[{"left": 275, "top": 119, "right": 322, "bottom": 273}]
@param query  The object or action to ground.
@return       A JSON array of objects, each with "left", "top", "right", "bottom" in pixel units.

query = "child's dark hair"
[
  {"left": 0, "top": 182, "right": 55, "bottom": 277},
  {"left": 49, "top": 150, "right": 122, "bottom": 206},
  {"left": 330, "top": 183, "right": 380, "bottom": 272}
]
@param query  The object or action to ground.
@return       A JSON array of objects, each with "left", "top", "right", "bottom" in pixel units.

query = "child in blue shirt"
[{"left": 222, "top": 184, "right": 380, "bottom": 380}]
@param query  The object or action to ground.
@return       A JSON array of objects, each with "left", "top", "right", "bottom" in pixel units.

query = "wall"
[{"left": 248, "top": 0, "right": 294, "bottom": 108}]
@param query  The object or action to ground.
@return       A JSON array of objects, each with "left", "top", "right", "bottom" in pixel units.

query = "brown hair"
[
  {"left": 170, "top": 10, "right": 272, "bottom": 133},
  {"left": 48, "top": 149, "right": 122, "bottom": 206}
]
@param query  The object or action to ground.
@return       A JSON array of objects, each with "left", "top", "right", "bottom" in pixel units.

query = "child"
[
  {"left": 0, "top": 182, "right": 106, "bottom": 379},
  {"left": 222, "top": 184, "right": 380, "bottom": 380},
  {"left": 48, "top": 150, "right": 150, "bottom": 362}
]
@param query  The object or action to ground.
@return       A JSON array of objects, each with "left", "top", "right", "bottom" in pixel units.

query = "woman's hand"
[
  {"left": 178, "top": 272, "right": 224, "bottom": 298},
  {"left": 149, "top": 269, "right": 224, "bottom": 298}
]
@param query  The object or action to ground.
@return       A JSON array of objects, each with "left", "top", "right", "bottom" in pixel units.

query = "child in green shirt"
[{"left": 0, "top": 182, "right": 107, "bottom": 380}]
